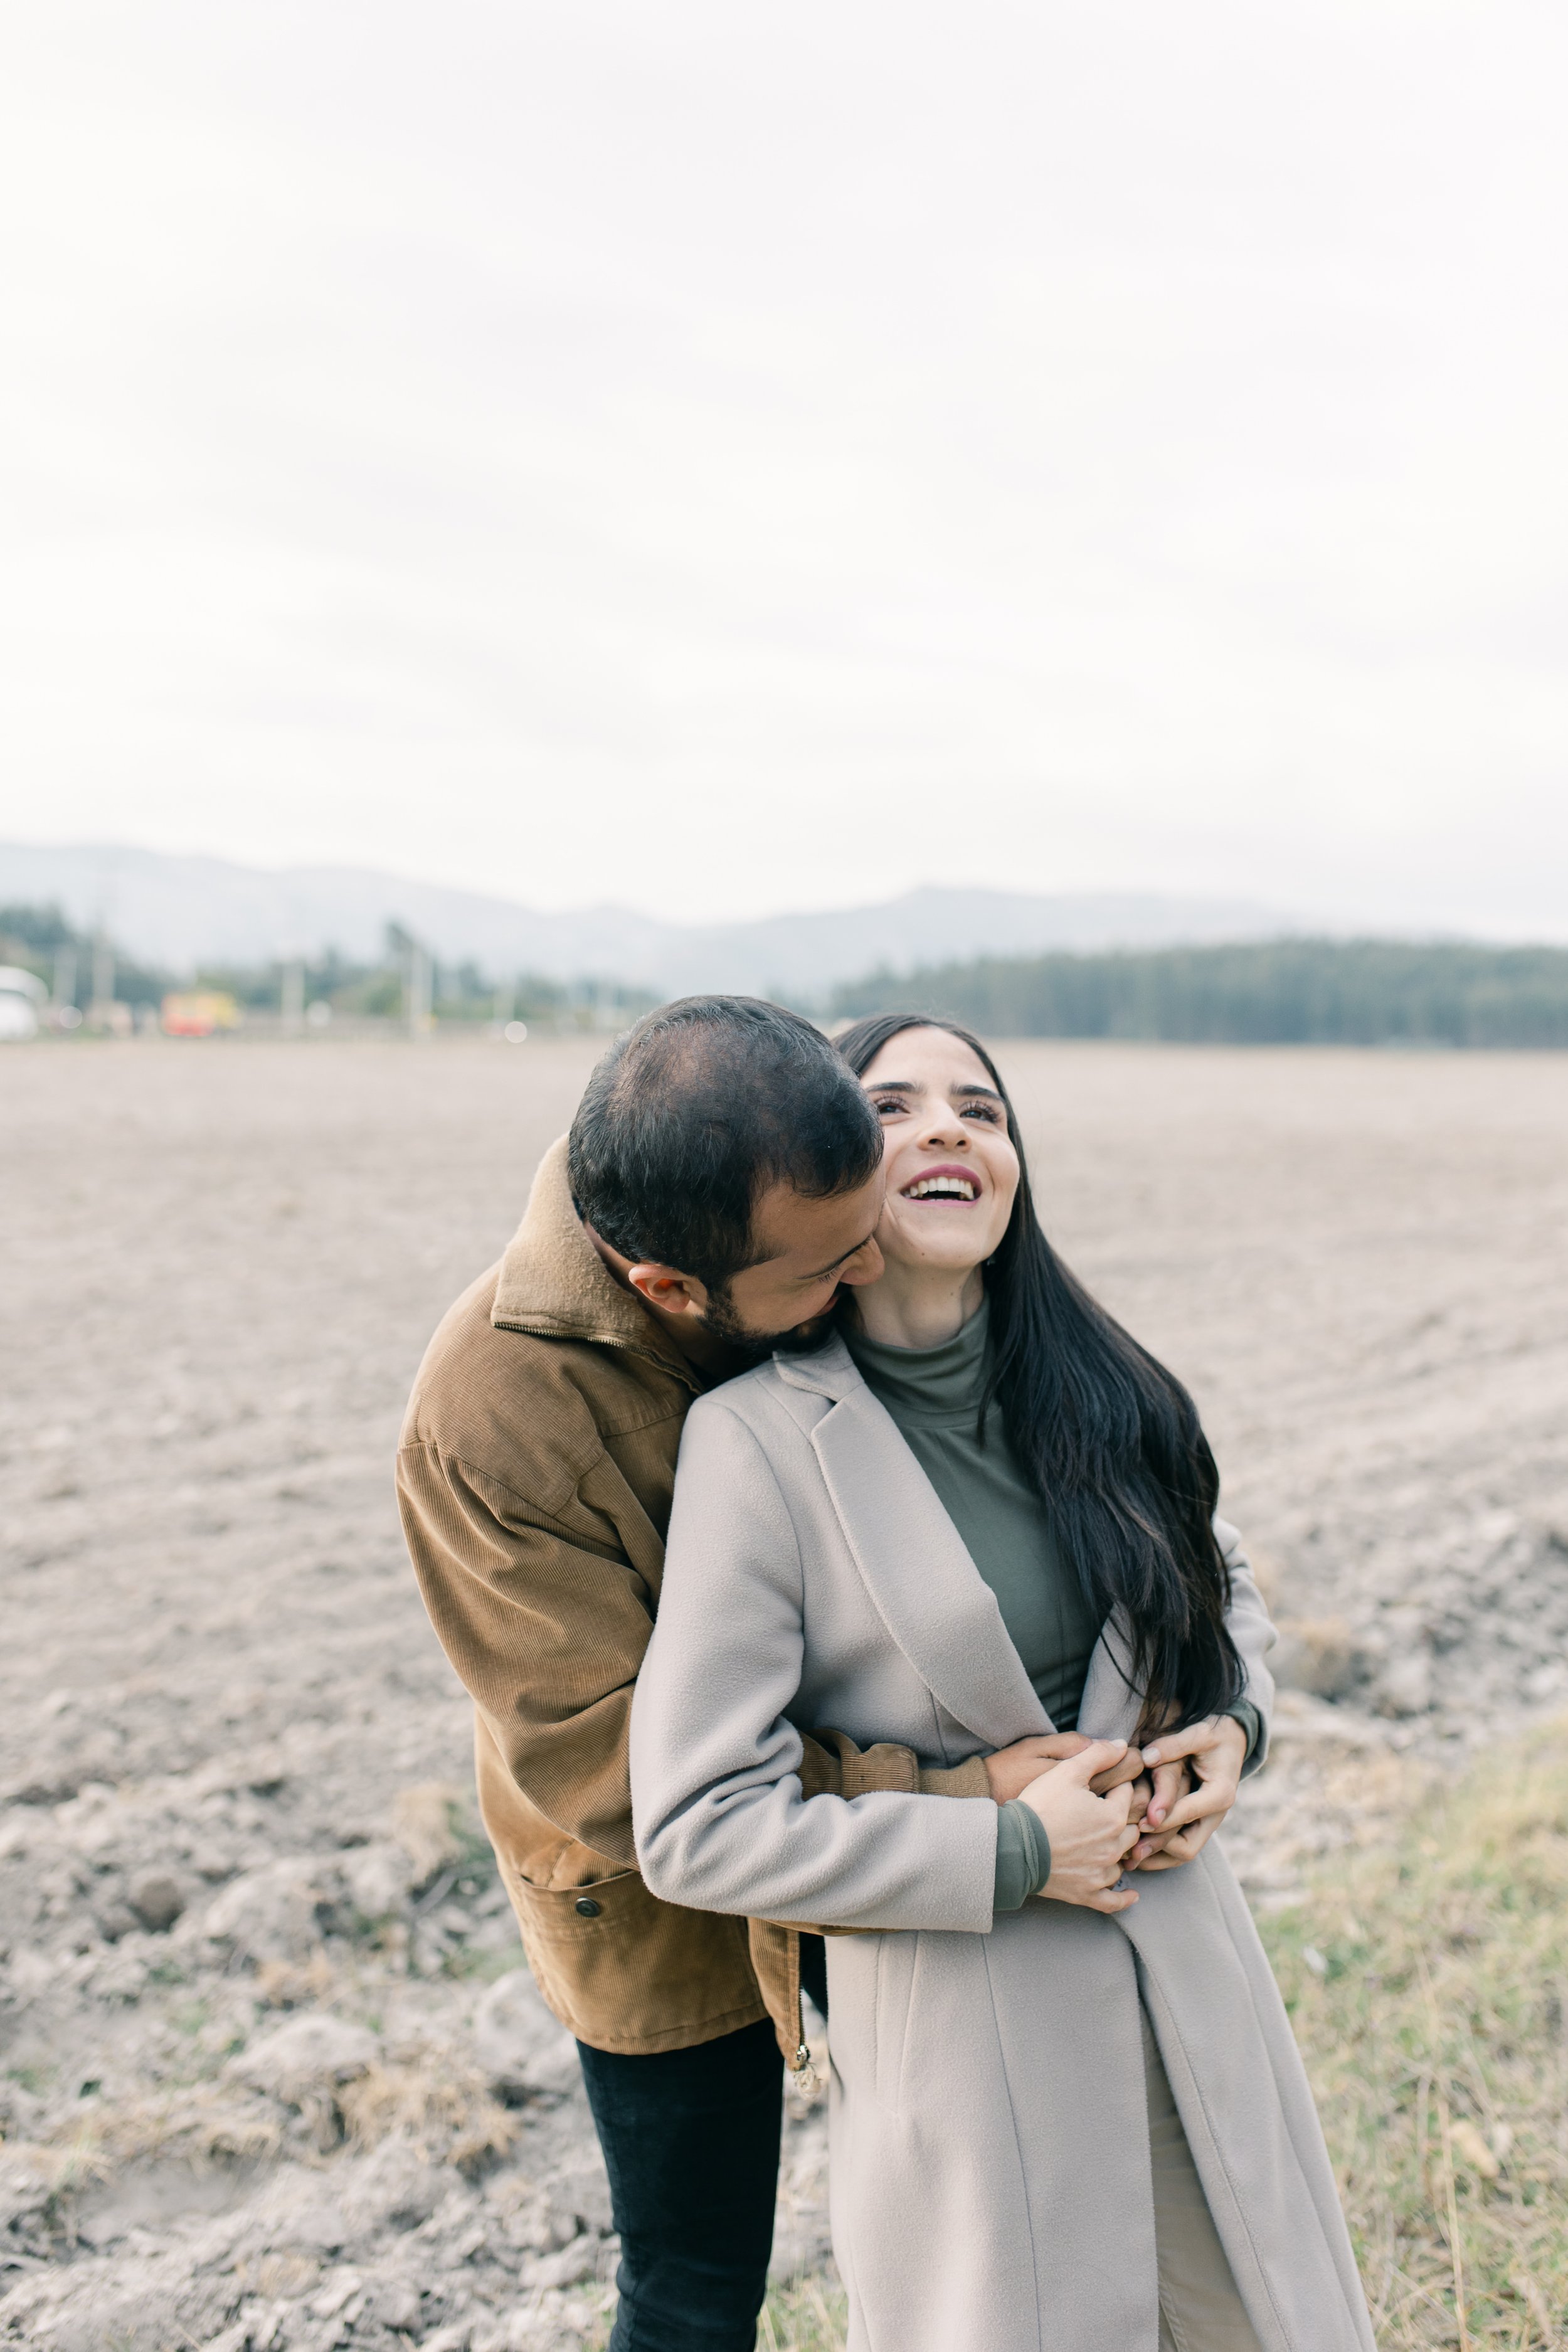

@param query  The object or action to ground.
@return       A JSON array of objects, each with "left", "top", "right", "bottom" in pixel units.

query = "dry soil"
[{"left": 3, "top": 1036, "right": 1566, "bottom": 2351}]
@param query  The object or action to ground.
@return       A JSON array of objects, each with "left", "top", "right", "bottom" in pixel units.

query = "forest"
[{"left": 830, "top": 938, "right": 1568, "bottom": 1047}]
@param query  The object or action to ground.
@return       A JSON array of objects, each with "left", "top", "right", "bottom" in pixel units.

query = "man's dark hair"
[{"left": 568, "top": 997, "right": 884, "bottom": 1288}]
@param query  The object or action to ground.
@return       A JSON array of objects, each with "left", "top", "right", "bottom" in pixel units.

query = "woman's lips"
[{"left": 899, "top": 1163, "right": 980, "bottom": 1202}]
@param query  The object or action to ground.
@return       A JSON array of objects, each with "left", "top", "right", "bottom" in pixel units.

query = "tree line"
[
  {"left": 829, "top": 938, "right": 1568, "bottom": 1048},
  {"left": 11, "top": 899, "right": 1565, "bottom": 1047},
  {"left": 0, "top": 903, "right": 656, "bottom": 1030}
]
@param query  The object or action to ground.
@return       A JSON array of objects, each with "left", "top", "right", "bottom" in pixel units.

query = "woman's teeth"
[{"left": 903, "top": 1175, "right": 978, "bottom": 1200}]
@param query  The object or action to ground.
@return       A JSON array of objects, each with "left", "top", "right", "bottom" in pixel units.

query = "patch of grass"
[
  {"left": 392, "top": 1780, "right": 495, "bottom": 1886},
  {"left": 337, "top": 2057, "right": 518, "bottom": 2176},
  {"left": 581, "top": 2275, "right": 850, "bottom": 2352},
  {"left": 50, "top": 2089, "right": 283, "bottom": 2173},
  {"left": 760, "top": 2275, "right": 849, "bottom": 2350},
  {"left": 442, "top": 1939, "right": 526, "bottom": 1984},
  {"left": 253, "top": 1951, "right": 337, "bottom": 2008},
  {"left": 1262, "top": 1719, "right": 1568, "bottom": 2348},
  {"left": 233, "top": 2250, "right": 319, "bottom": 2299}
]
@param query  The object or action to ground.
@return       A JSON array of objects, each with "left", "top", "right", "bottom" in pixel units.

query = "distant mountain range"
[{"left": 0, "top": 841, "right": 1300, "bottom": 998}]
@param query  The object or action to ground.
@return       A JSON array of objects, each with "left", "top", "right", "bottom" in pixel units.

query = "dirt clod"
[{"left": 126, "top": 1872, "right": 186, "bottom": 1932}]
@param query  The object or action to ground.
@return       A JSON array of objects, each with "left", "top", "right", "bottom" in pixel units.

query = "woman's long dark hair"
[{"left": 834, "top": 1012, "right": 1242, "bottom": 1735}]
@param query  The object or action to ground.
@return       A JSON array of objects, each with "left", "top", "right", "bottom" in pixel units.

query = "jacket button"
[{"left": 574, "top": 1896, "right": 601, "bottom": 1917}]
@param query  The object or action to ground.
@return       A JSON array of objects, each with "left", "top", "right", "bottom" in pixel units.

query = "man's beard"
[{"left": 700, "top": 1283, "right": 843, "bottom": 1365}]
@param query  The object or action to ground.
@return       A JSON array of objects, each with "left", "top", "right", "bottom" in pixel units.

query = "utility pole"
[
  {"left": 408, "top": 944, "right": 433, "bottom": 1039},
  {"left": 52, "top": 943, "right": 78, "bottom": 1016},
  {"left": 280, "top": 958, "right": 305, "bottom": 1037},
  {"left": 384, "top": 920, "right": 433, "bottom": 1040},
  {"left": 90, "top": 929, "right": 116, "bottom": 1025}
]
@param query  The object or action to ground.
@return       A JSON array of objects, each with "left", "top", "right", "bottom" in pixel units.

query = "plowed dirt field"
[{"left": 4, "top": 1037, "right": 1565, "bottom": 2350}]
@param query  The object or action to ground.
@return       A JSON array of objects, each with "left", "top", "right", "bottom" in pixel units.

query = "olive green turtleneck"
[
  {"left": 845, "top": 1299, "right": 1103, "bottom": 1735},
  {"left": 845, "top": 1298, "right": 1099, "bottom": 1911}
]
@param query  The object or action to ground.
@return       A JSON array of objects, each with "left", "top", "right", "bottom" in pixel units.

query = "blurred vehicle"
[
  {"left": 161, "top": 991, "right": 242, "bottom": 1037},
  {"left": 0, "top": 966, "right": 46, "bottom": 1041}
]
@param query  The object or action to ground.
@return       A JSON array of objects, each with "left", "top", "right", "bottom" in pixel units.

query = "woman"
[{"left": 630, "top": 1015, "right": 1371, "bottom": 2352}]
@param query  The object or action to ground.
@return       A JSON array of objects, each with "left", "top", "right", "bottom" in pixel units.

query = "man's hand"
[
  {"left": 1129, "top": 1716, "right": 1246, "bottom": 1871},
  {"left": 1019, "top": 1741, "right": 1141, "bottom": 1914},
  {"left": 983, "top": 1732, "right": 1146, "bottom": 1804}
]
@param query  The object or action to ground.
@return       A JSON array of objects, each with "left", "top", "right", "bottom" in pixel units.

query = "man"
[{"left": 397, "top": 997, "right": 1068, "bottom": 2351}]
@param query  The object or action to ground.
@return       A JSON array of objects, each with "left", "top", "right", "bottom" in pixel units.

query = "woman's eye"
[
  {"left": 960, "top": 1104, "right": 1000, "bottom": 1124},
  {"left": 872, "top": 1096, "right": 908, "bottom": 1118}
]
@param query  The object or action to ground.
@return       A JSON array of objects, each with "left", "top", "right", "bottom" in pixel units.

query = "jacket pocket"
[
  {"left": 507, "top": 1865, "right": 760, "bottom": 2054},
  {"left": 511, "top": 1865, "right": 645, "bottom": 1941}
]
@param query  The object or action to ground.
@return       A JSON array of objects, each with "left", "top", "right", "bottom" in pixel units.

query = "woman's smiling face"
[{"left": 857, "top": 1026, "right": 1020, "bottom": 1276}]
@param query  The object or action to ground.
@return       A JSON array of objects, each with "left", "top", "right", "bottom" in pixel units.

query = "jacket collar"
[
  {"left": 490, "top": 1137, "right": 702, "bottom": 1392},
  {"left": 775, "top": 1329, "right": 1143, "bottom": 1747},
  {"left": 770, "top": 1330, "right": 862, "bottom": 1400}
]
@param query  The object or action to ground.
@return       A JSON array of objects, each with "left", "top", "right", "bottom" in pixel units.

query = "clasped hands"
[{"left": 982, "top": 1717, "right": 1248, "bottom": 1917}]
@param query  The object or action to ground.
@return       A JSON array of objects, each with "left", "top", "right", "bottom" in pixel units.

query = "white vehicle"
[{"left": 0, "top": 967, "right": 47, "bottom": 1041}]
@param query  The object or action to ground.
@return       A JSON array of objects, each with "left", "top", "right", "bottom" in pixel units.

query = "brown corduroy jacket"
[{"left": 396, "top": 1136, "right": 990, "bottom": 2063}]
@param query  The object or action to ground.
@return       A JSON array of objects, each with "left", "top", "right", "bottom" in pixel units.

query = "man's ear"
[{"left": 625, "top": 1263, "right": 711, "bottom": 1318}]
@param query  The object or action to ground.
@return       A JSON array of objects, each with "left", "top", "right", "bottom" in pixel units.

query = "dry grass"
[
  {"left": 760, "top": 2274, "right": 851, "bottom": 2349},
  {"left": 29, "top": 2087, "right": 287, "bottom": 2186},
  {"left": 391, "top": 1780, "right": 477, "bottom": 1885},
  {"left": 760, "top": 1722, "right": 1568, "bottom": 2351},
  {"left": 337, "top": 2056, "right": 519, "bottom": 2175},
  {"left": 584, "top": 2270, "right": 850, "bottom": 2352},
  {"left": 16, "top": 2041, "right": 517, "bottom": 2203},
  {"left": 1264, "top": 1719, "right": 1568, "bottom": 2348}
]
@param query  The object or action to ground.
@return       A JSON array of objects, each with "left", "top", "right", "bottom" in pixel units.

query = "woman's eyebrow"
[{"left": 866, "top": 1078, "right": 1002, "bottom": 1103}]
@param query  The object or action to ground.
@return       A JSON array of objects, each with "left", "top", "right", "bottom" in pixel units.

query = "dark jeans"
[{"left": 575, "top": 1936, "right": 829, "bottom": 2352}]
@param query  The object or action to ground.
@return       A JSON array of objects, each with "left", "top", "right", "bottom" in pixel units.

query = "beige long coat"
[{"left": 630, "top": 1336, "right": 1374, "bottom": 2352}]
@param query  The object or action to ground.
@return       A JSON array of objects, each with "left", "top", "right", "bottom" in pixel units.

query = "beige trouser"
[{"left": 1142, "top": 2008, "right": 1264, "bottom": 2352}]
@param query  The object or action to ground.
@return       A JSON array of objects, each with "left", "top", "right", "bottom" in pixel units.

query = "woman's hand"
[
  {"left": 1121, "top": 1763, "right": 1189, "bottom": 1864},
  {"left": 1130, "top": 1716, "right": 1246, "bottom": 1870},
  {"left": 1120, "top": 1772, "right": 1155, "bottom": 1829},
  {"left": 1019, "top": 1739, "right": 1141, "bottom": 1914}
]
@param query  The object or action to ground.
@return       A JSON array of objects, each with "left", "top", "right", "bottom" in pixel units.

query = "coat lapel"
[
  {"left": 1076, "top": 1609, "right": 1143, "bottom": 1745},
  {"left": 780, "top": 1339, "right": 1052, "bottom": 1749}
]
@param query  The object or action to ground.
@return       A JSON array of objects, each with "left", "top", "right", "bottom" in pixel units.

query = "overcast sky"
[{"left": 2, "top": 2, "right": 1565, "bottom": 933}]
